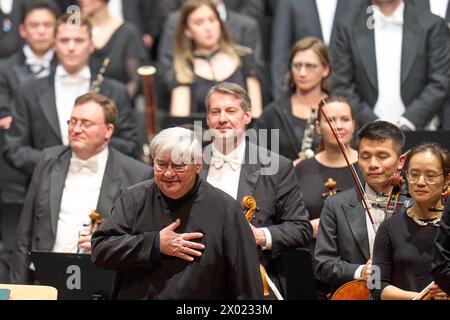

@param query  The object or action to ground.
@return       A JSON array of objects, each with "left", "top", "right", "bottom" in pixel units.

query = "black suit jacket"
[
  {"left": 432, "top": 200, "right": 450, "bottom": 295},
  {"left": 271, "top": 0, "right": 365, "bottom": 98},
  {"left": 201, "top": 141, "right": 312, "bottom": 295},
  {"left": 314, "top": 188, "right": 370, "bottom": 289},
  {"left": 0, "top": 0, "right": 24, "bottom": 58},
  {"left": 332, "top": 1, "right": 450, "bottom": 128},
  {"left": 0, "top": 50, "right": 57, "bottom": 118},
  {"left": 10, "top": 145, "right": 153, "bottom": 284},
  {"left": 4, "top": 70, "right": 139, "bottom": 176}
]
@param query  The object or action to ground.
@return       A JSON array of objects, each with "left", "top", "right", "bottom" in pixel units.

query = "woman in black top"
[
  {"left": 371, "top": 142, "right": 450, "bottom": 300},
  {"left": 254, "top": 37, "right": 331, "bottom": 161},
  {"left": 170, "top": 0, "right": 261, "bottom": 117},
  {"left": 295, "top": 96, "right": 359, "bottom": 239},
  {"left": 79, "top": 0, "right": 148, "bottom": 99}
]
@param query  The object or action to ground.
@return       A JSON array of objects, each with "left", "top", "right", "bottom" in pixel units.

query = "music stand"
[
  {"left": 281, "top": 248, "right": 317, "bottom": 300},
  {"left": 30, "top": 251, "right": 115, "bottom": 300}
]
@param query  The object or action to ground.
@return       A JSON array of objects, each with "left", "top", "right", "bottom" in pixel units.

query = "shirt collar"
[
  {"left": 55, "top": 65, "right": 91, "bottom": 80},
  {"left": 23, "top": 45, "right": 54, "bottom": 67},
  {"left": 72, "top": 146, "right": 109, "bottom": 164},
  {"left": 373, "top": 1, "right": 404, "bottom": 27},
  {"left": 211, "top": 138, "right": 246, "bottom": 161}
]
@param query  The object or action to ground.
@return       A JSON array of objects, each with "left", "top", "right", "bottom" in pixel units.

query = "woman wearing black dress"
[
  {"left": 295, "top": 96, "right": 359, "bottom": 239},
  {"left": 254, "top": 37, "right": 331, "bottom": 161},
  {"left": 170, "top": 0, "right": 262, "bottom": 117},
  {"left": 371, "top": 142, "right": 449, "bottom": 300},
  {"left": 79, "top": 0, "right": 148, "bottom": 99}
]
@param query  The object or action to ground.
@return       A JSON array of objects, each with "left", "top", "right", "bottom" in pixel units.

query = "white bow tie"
[
  {"left": 70, "top": 158, "right": 98, "bottom": 173},
  {"left": 211, "top": 152, "right": 241, "bottom": 170}
]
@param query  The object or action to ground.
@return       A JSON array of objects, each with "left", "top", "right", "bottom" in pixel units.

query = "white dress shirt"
[
  {"left": 55, "top": 65, "right": 91, "bottom": 145},
  {"left": 315, "top": 0, "right": 338, "bottom": 46},
  {"left": 373, "top": 2, "right": 406, "bottom": 126},
  {"left": 52, "top": 148, "right": 108, "bottom": 253},
  {"left": 207, "top": 140, "right": 273, "bottom": 250},
  {"left": 429, "top": 0, "right": 449, "bottom": 19},
  {"left": 207, "top": 139, "right": 246, "bottom": 200},
  {"left": 354, "top": 184, "right": 388, "bottom": 279},
  {"left": 108, "top": 0, "right": 123, "bottom": 20},
  {"left": 0, "top": 0, "right": 13, "bottom": 14}
]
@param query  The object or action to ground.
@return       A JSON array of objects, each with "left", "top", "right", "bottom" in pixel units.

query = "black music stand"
[
  {"left": 30, "top": 251, "right": 115, "bottom": 300},
  {"left": 281, "top": 248, "right": 317, "bottom": 300}
]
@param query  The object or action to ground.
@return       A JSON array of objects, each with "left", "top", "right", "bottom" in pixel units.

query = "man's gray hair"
[
  {"left": 204, "top": 82, "right": 252, "bottom": 112},
  {"left": 149, "top": 127, "right": 202, "bottom": 165}
]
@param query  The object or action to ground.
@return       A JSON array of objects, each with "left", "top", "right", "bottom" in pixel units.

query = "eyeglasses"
[
  {"left": 67, "top": 118, "right": 105, "bottom": 130},
  {"left": 406, "top": 171, "right": 444, "bottom": 185},
  {"left": 290, "top": 62, "right": 319, "bottom": 72},
  {"left": 154, "top": 161, "right": 188, "bottom": 173}
]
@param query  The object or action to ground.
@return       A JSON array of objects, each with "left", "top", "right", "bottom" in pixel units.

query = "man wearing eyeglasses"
[
  {"left": 315, "top": 120, "right": 409, "bottom": 296},
  {"left": 91, "top": 126, "right": 263, "bottom": 300},
  {"left": 10, "top": 92, "right": 152, "bottom": 285},
  {"left": 3, "top": 12, "right": 138, "bottom": 178}
]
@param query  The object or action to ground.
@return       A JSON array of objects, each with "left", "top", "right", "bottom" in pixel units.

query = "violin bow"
[{"left": 318, "top": 99, "right": 375, "bottom": 226}]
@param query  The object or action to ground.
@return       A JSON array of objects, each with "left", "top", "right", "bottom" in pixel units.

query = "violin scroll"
[{"left": 242, "top": 196, "right": 257, "bottom": 222}]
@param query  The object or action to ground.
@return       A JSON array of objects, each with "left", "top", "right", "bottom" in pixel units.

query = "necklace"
[{"left": 406, "top": 208, "right": 441, "bottom": 227}]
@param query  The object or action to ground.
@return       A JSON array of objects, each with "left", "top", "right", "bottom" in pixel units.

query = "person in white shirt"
[
  {"left": 10, "top": 92, "right": 152, "bottom": 284},
  {"left": 200, "top": 82, "right": 312, "bottom": 298},
  {"left": 4, "top": 13, "right": 138, "bottom": 178},
  {"left": 332, "top": 0, "right": 450, "bottom": 130}
]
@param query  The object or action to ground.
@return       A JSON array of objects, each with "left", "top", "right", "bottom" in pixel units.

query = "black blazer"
[
  {"left": 270, "top": 0, "right": 365, "bottom": 98},
  {"left": 314, "top": 188, "right": 371, "bottom": 290},
  {"left": 0, "top": 50, "right": 57, "bottom": 118},
  {"left": 4, "top": 70, "right": 139, "bottom": 176},
  {"left": 0, "top": 0, "right": 25, "bottom": 58},
  {"left": 332, "top": 1, "right": 450, "bottom": 128},
  {"left": 201, "top": 141, "right": 312, "bottom": 295},
  {"left": 10, "top": 145, "right": 153, "bottom": 284},
  {"left": 431, "top": 200, "right": 450, "bottom": 295}
]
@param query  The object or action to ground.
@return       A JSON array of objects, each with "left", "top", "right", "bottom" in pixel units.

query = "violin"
[{"left": 88, "top": 210, "right": 104, "bottom": 234}]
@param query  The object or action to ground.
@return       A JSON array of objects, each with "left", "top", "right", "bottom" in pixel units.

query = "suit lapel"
[
  {"left": 39, "top": 77, "right": 61, "bottom": 140},
  {"left": 401, "top": 4, "right": 420, "bottom": 84},
  {"left": 12, "top": 64, "right": 33, "bottom": 84},
  {"left": 329, "top": 0, "right": 348, "bottom": 44},
  {"left": 237, "top": 143, "right": 261, "bottom": 201},
  {"left": 96, "top": 149, "right": 122, "bottom": 218},
  {"left": 50, "top": 149, "right": 71, "bottom": 235},
  {"left": 342, "top": 190, "right": 371, "bottom": 260},
  {"left": 309, "top": 0, "right": 324, "bottom": 40},
  {"left": 356, "top": 12, "right": 378, "bottom": 90}
]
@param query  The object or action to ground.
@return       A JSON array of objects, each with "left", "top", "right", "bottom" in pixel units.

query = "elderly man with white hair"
[{"left": 91, "top": 127, "right": 263, "bottom": 300}]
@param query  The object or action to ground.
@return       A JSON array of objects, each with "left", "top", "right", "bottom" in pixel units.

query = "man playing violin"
[{"left": 314, "top": 120, "right": 406, "bottom": 295}]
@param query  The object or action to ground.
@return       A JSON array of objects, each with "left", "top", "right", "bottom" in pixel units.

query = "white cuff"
[
  {"left": 398, "top": 117, "right": 416, "bottom": 131},
  {"left": 260, "top": 227, "right": 272, "bottom": 250},
  {"left": 354, "top": 265, "right": 365, "bottom": 280}
]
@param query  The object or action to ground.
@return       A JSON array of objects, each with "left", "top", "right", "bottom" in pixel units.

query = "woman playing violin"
[{"left": 371, "top": 142, "right": 450, "bottom": 300}]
